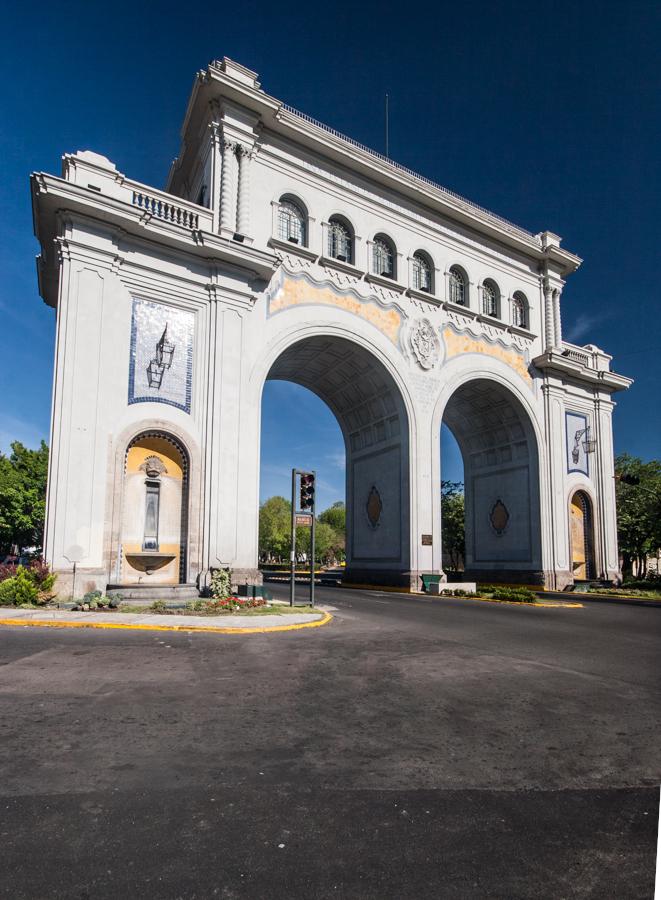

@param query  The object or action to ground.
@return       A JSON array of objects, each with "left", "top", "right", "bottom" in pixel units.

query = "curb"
[
  {"left": 543, "top": 593, "right": 661, "bottom": 609},
  {"left": 427, "top": 594, "right": 583, "bottom": 609},
  {"left": 0, "top": 610, "right": 333, "bottom": 635}
]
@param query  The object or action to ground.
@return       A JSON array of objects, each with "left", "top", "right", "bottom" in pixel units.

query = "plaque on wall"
[
  {"left": 421, "top": 533, "right": 433, "bottom": 546},
  {"left": 128, "top": 298, "right": 194, "bottom": 413}
]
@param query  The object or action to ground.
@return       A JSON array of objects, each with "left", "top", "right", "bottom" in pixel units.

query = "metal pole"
[
  {"left": 290, "top": 468, "right": 296, "bottom": 607},
  {"left": 310, "top": 470, "right": 316, "bottom": 608},
  {"left": 385, "top": 93, "right": 389, "bottom": 158},
  {"left": 71, "top": 561, "right": 77, "bottom": 605}
]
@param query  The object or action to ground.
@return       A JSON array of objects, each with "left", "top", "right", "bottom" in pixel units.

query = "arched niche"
[
  {"left": 120, "top": 431, "right": 189, "bottom": 585},
  {"left": 569, "top": 490, "right": 595, "bottom": 582}
]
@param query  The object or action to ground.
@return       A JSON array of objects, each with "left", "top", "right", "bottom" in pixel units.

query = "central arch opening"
[
  {"left": 261, "top": 335, "right": 411, "bottom": 586},
  {"left": 441, "top": 378, "right": 543, "bottom": 585}
]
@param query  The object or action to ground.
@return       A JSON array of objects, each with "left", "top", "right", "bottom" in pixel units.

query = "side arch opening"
[
  {"left": 262, "top": 335, "right": 411, "bottom": 586},
  {"left": 441, "top": 378, "right": 543, "bottom": 585}
]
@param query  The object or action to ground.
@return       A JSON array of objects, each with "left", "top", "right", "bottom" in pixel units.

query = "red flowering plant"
[{"left": 204, "top": 596, "right": 266, "bottom": 612}]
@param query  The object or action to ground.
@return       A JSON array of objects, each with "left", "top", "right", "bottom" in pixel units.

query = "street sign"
[{"left": 295, "top": 514, "right": 312, "bottom": 527}]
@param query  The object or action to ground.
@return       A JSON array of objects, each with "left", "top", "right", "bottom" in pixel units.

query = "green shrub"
[
  {"left": 0, "top": 567, "right": 39, "bottom": 606},
  {"left": 150, "top": 600, "right": 167, "bottom": 612},
  {"left": 210, "top": 568, "right": 232, "bottom": 600},
  {"left": 0, "top": 578, "right": 18, "bottom": 605},
  {"left": 490, "top": 587, "right": 536, "bottom": 603}
]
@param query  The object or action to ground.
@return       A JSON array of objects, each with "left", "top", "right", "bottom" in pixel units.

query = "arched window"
[
  {"left": 372, "top": 234, "right": 395, "bottom": 278},
  {"left": 412, "top": 252, "right": 433, "bottom": 293},
  {"left": 327, "top": 216, "right": 353, "bottom": 263},
  {"left": 278, "top": 197, "right": 306, "bottom": 245},
  {"left": 482, "top": 279, "right": 499, "bottom": 318},
  {"left": 512, "top": 291, "right": 528, "bottom": 329},
  {"left": 449, "top": 266, "right": 467, "bottom": 306}
]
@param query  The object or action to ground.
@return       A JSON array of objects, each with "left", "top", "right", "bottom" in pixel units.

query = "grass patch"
[
  {"left": 586, "top": 586, "right": 661, "bottom": 600},
  {"left": 117, "top": 603, "right": 320, "bottom": 617}
]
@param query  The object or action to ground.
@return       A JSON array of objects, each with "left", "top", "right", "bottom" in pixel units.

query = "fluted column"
[
  {"left": 236, "top": 145, "right": 253, "bottom": 238},
  {"left": 219, "top": 138, "right": 235, "bottom": 235},
  {"left": 552, "top": 288, "right": 563, "bottom": 349},
  {"left": 543, "top": 278, "right": 555, "bottom": 351}
]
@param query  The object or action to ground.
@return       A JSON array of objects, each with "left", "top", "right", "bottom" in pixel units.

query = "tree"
[
  {"left": 295, "top": 521, "right": 337, "bottom": 565},
  {"left": 318, "top": 501, "right": 346, "bottom": 562},
  {"left": 258, "top": 496, "right": 291, "bottom": 562},
  {"left": 0, "top": 441, "right": 49, "bottom": 556},
  {"left": 441, "top": 480, "right": 465, "bottom": 572},
  {"left": 318, "top": 501, "right": 345, "bottom": 533},
  {"left": 258, "top": 496, "right": 346, "bottom": 565},
  {"left": 615, "top": 453, "right": 661, "bottom": 579}
]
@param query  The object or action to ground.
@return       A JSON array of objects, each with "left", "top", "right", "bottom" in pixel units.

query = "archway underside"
[
  {"left": 266, "top": 336, "right": 411, "bottom": 585},
  {"left": 443, "top": 379, "right": 544, "bottom": 585}
]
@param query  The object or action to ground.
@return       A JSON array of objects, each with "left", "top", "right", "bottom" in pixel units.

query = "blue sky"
[{"left": 1, "top": 0, "right": 658, "bottom": 512}]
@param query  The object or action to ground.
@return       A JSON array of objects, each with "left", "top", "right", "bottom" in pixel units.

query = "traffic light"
[{"left": 300, "top": 472, "right": 315, "bottom": 511}]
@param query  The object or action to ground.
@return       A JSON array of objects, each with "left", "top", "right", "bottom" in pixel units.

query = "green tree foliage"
[
  {"left": 441, "top": 480, "right": 465, "bottom": 572},
  {"left": 259, "top": 496, "right": 346, "bottom": 564},
  {"left": 0, "top": 441, "right": 49, "bottom": 555},
  {"left": 615, "top": 453, "right": 661, "bottom": 578},
  {"left": 258, "top": 496, "right": 292, "bottom": 562},
  {"left": 318, "top": 501, "right": 345, "bottom": 533},
  {"left": 318, "top": 501, "right": 346, "bottom": 561}
]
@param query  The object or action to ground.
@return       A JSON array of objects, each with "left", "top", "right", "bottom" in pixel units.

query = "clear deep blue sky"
[{"left": 1, "top": 0, "right": 658, "bottom": 511}]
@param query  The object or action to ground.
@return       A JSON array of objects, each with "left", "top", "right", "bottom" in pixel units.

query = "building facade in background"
[{"left": 31, "top": 58, "right": 631, "bottom": 597}]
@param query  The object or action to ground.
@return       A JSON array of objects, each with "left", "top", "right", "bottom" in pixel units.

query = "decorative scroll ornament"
[
  {"left": 366, "top": 486, "right": 383, "bottom": 529},
  {"left": 489, "top": 499, "right": 509, "bottom": 535},
  {"left": 139, "top": 455, "right": 168, "bottom": 479},
  {"left": 409, "top": 317, "right": 441, "bottom": 370}
]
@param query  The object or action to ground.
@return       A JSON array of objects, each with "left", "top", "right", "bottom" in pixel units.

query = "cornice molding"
[{"left": 532, "top": 351, "right": 632, "bottom": 392}]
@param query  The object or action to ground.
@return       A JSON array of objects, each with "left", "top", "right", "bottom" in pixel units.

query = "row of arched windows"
[{"left": 276, "top": 196, "right": 529, "bottom": 329}]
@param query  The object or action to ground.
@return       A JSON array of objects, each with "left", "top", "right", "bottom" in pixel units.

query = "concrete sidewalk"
[{"left": 0, "top": 607, "right": 331, "bottom": 634}]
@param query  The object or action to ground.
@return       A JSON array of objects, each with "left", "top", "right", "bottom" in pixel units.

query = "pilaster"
[
  {"left": 553, "top": 288, "right": 563, "bottom": 349},
  {"left": 235, "top": 144, "right": 254, "bottom": 242},
  {"left": 543, "top": 277, "right": 555, "bottom": 351},
  {"left": 593, "top": 394, "right": 620, "bottom": 582},
  {"left": 219, "top": 138, "right": 236, "bottom": 238}
]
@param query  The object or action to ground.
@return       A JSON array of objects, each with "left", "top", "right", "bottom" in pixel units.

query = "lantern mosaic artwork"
[
  {"left": 565, "top": 411, "right": 594, "bottom": 476},
  {"left": 128, "top": 298, "right": 194, "bottom": 412}
]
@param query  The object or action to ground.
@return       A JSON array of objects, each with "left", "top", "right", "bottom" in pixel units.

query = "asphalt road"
[{"left": 0, "top": 587, "right": 659, "bottom": 899}]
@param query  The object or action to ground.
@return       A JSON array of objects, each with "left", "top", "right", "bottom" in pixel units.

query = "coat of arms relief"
[{"left": 408, "top": 317, "right": 442, "bottom": 370}]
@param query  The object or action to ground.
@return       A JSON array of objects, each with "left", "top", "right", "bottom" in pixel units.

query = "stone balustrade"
[{"left": 131, "top": 188, "right": 208, "bottom": 230}]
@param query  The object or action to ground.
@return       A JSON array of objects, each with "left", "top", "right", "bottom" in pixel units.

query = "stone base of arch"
[
  {"left": 49, "top": 567, "right": 109, "bottom": 601},
  {"left": 463, "top": 568, "right": 547, "bottom": 588},
  {"left": 344, "top": 567, "right": 422, "bottom": 591}
]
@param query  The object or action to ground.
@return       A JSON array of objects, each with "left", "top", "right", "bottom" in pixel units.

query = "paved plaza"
[{"left": 0, "top": 587, "right": 658, "bottom": 898}]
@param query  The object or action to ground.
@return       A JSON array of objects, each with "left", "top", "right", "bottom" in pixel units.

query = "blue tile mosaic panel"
[
  {"left": 565, "top": 411, "right": 590, "bottom": 476},
  {"left": 128, "top": 298, "right": 194, "bottom": 413}
]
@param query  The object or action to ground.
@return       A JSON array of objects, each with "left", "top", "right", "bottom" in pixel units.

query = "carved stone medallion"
[
  {"left": 409, "top": 317, "right": 441, "bottom": 370},
  {"left": 366, "top": 486, "right": 383, "bottom": 528},
  {"left": 489, "top": 499, "right": 509, "bottom": 535}
]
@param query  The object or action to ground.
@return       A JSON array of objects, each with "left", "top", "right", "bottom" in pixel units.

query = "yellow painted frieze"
[
  {"left": 442, "top": 326, "right": 532, "bottom": 385},
  {"left": 268, "top": 272, "right": 402, "bottom": 344}
]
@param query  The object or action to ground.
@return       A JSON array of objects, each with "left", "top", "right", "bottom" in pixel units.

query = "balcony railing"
[
  {"left": 561, "top": 342, "right": 594, "bottom": 368},
  {"left": 131, "top": 188, "right": 207, "bottom": 230}
]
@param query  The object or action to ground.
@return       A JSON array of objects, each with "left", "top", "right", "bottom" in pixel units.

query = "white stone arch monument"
[{"left": 31, "top": 58, "right": 631, "bottom": 598}]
